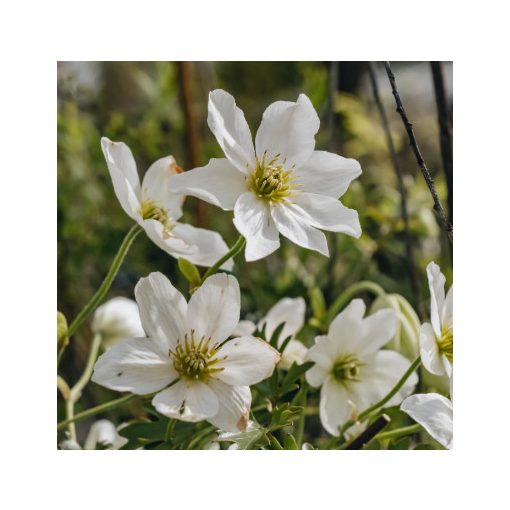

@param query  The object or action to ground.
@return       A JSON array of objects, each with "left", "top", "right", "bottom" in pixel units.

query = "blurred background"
[{"left": 57, "top": 61, "right": 452, "bottom": 432}]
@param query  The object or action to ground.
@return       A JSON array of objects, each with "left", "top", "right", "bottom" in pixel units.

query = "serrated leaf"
[{"left": 217, "top": 421, "right": 266, "bottom": 450}]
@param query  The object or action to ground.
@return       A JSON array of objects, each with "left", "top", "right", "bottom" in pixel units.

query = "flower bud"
[
  {"left": 92, "top": 297, "right": 145, "bottom": 349},
  {"left": 370, "top": 294, "right": 420, "bottom": 360},
  {"left": 57, "top": 311, "right": 69, "bottom": 350}
]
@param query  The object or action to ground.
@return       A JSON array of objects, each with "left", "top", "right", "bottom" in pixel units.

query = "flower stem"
[
  {"left": 57, "top": 394, "right": 137, "bottom": 431},
  {"left": 202, "top": 235, "right": 245, "bottom": 281},
  {"left": 374, "top": 423, "right": 422, "bottom": 442},
  {"left": 66, "top": 224, "right": 142, "bottom": 339},
  {"left": 326, "top": 281, "right": 386, "bottom": 325},
  {"left": 294, "top": 382, "right": 308, "bottom": 448},
  {"left": 339, "top": 356, "right": 421, "bottom": 437}
]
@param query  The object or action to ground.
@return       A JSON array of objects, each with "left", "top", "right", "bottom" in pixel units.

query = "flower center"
[
  {"left": 140, "top": 199, "right": 173, "bottom": 236},
  {"left": 332, "top": 354, "right": 362, "bottom": 383},
  {"left": 169, "top": 330, "right": 224, "bottom": 381},
  {"left": 437, "top": 325, "right": 453, "bottom": 364},
  {"left": 248, "top": 151, "right": 295, "bottom": 202}
]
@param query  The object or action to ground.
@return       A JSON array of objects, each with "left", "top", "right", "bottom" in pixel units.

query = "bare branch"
[{"left": 384, "top": 62, "right": 453, "bottom": 242}]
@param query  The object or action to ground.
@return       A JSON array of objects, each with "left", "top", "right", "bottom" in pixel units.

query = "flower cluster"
[{"left": 58, "top": 89, "right": 453, "bottom": 450}]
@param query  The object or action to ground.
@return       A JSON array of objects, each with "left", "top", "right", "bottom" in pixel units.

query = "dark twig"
[
  {"left": 384, "top": 62, "right": 453, "bottom": 242},
  {"left": 430, "top": 62, "right": 453, "bottom": 223},
  {"left": 368, "top": 62, "right": 420, "bottom": 306},
  {"left": 344, "top": 414, "right": 391, "bottom": 450}
]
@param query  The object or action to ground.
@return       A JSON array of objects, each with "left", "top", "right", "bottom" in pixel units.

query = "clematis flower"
[
  {"left": 420, "top": 262, "right": 453, "bottom": 377},
  {"left": 92, "top": 272, "right": 280, "bottom": 432},
  {"left": 101, "top": 137, "right": 232, "bottom": 269},
  {"left": 305, "top": 299, "right": 418, "bottom": 436},
  {"left": 169, "top": 89, "right": 362, "bottom": 261},
  {"left": 231, "top": 297, "right": 307, "bottom": 370},
  {"left": 92, "top": 297, "right": 145, "bottom": 349},
  {"left": 401, "top": 393, "right": 453, "bottom": 449}
]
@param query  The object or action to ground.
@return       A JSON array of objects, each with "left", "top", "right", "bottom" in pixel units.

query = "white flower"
[
  {"left": 92, "top": 297, "right": 145, "bottom": 349},
  {"left": 84, "top": 419, "right": 128, "bottom": 450},
  {"left": 101, "top": 137, "right": 232, "bottom": 269},
  {"left": 59, "top": 439, "right": 81, "bottom": 450},
  {"left": 401, "top": 393, "right": 453, "bottom": 449},
  {"left": 169, "top": 89, "right": 362, "bottom": 261},
  {"left": 92, "top": 272, "right": 280, "bottom": 432},
  {"left": 305, "top": 299, "right": 418, "bottom": 436},
  {"left": 231, "top": 297, "right": 307, "bottom": 370},
  {"left": 420, "top": 262, "right": 453, "bottom": 377}
]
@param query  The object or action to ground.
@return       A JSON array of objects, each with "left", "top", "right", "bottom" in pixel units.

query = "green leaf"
[
  {"left": 283, "top": 433, "right": 299, "bottom": 450},
  {"left": 269, "top": 403, "right": 302, "bottom": 431},
  {"left": 279, "top": 361, "right": 314, "bottom": 396},
  {"left": 218, "top": 422, "right": 266, "bottom": 450}
]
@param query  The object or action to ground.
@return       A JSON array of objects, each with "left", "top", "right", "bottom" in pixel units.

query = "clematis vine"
[
  {"left": 101, "top": 137, "right": 232, "bottom": 269},
  {"left": 305, "top": 299, "right": 418, "bottom": 436},
  {"left": 170, "top": 90, "right": 362, "bottom": 261},
  {"left": 92, "top": 272, "right": 280, "bottom": 432},
  {"left": 419, "top": 262, "right": 453, "bottom": 377}
]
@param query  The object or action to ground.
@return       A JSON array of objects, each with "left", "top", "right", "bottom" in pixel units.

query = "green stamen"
[
  {"left": 332, "top": 354, "right": 363, "bottom": 383},
  {"left": 437, "top": 325, "right": 453, "bottom": 364}
]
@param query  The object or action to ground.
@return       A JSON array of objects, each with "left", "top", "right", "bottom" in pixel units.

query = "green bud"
[
  {"left": 370, "top": 294, "right": 419, "bottom": 360},
  {"left": 178, "top": 258, "right": 201, "bottom": 288},
  {"left": 308, "top": 287, "right": 326, "bottom": 322},
  {"left": 57, "top": 311, "right": 69, "bottom": 350}
]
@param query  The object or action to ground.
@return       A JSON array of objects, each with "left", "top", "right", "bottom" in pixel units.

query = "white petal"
[
  {"left": 419, "top": 322, "right": 445, "bottom": 376},
  {"left": 359, "top": 350, "right": 418, "bottom": 407},
  {"left": 401, "top": 393, "right": 453, "bottom": 449},
  {"left": 294, "top": 150, "right": 362, "bottom": 198},
  {"left": 92, "top": 297, "right": 145, "bottom": 349},
  {"left": 319, "top": 376, "right": 351, "bottom": 436},
  {"left": 280, "top": 339, "right": 308, "bottom": 370},
  {"left": 442, "top": 285, "right": 453, "bottom": 329},
  {"left": 152, "top": 380, "right": 219, "bottom": 422},
  {"left": 255, "top": 94, "right": 319, "bottom": 168},
  {"left": 169, "top": 158, "right": 247, "bottom": 210},
  {"left": 259, "top": 297, "right": 306, "bottom": 348},
  {"left": 142, "top": 218, "right": 197, "bottom": 258},
  {"left": 356, "top": 308, "right": 398, "bottom": 356},
  {"left": 207, "top": 380, "right": 251, "bottom": 432},
  {"left": 101, "top": 138, "right": 142, "bottom": 220},
  {"left": 426, "top": 262, "right": 446, "bottom": 336},
  {"left": 233, "top": 192, "right": 280, "bottom": 261},
  {"left": 141, "top": 155, "right": 184, "bottom": 220},
  {"left": 92, "top": 337, "right": 176, "bottom": 394},
  {"left": 172, "top": 223, "right": 233, "bottom": 270},
  {"left": 84, "top": 420, "right": 124, "bottom": 450},
  {"left": 271, "top": 201, "right": 329, "bottom": 257},
  {"left": 231, "top": 320, "right": 257, "bottom": 337},
  {"left": 215, "top": 336, "right": 280, "bottom": 386},
  {"left": 207, "top": 90, "right": 256, "bottom": 172},
  {"left": 327, "top": 299, "right": 366, "bottom": 355},
  {"left": 305, "top": 335, "right": 336, "bottom": 387},
  {"left": 135, "top": 272, "right": 188, "bottom": 350},
  {"left": 186, "top": 274, "right": 240, "bottom": 343},
  {"left": 293, "top": 192, "right": 361, "bottom": 238}
]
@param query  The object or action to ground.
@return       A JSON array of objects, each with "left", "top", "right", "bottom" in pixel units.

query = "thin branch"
[
  {"left": 384, "top": 62, "right": 453, "bottom": 242},
  {"left": 368, "top": 62, "right": 420, "bottom": 305},
  {"left": 344, "top": 414, "right": 391, "bottom": 450},
  {"left": 430, "top": 61, "right": 453, "bottom": 223}
]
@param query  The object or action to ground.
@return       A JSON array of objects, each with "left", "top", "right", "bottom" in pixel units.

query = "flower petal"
[
  {"left": 92, "top": 337, "right": 176, "bottom": 394},
  {"left": 327, "top": 299, "right": 366, "bottom": 355},
  {"left": 280, "top": 339, "right": 308, "bottom": 370},
  {"left": 259, "top": 297, "right": 306, "bottom": 348},
  {"left": 442, "top": 285, "right": 453, "bottom": 330},
  {"left": 305, "top": 335, "right": 336, "bottom": 386},
  {"left": 292, "top": 192, "right": 361, "bottom": 238},
  {"left": 152, "top": 380, "right": 219, "bottom": 422},
  {"left": 186, "top": 273, "right": 240, "bottom": 343},
  {"left": 233, "top": 192, "right": 280, "bottom": 261},
  {"left": 356, "top": 308, "right": 397, "bottom": 356},
  {"left": 142, "top": 219, "right": 198, "bottom": 259},
  {"left": 255, "top": 94, "right": 319, "bottom": 168},
  {"left": 401, "top": 393, "right": 453, "bottom": 449},
  {"left": 271, "top": 201, "right": 329, "bottom": 256},
  {"left": 419, "top": 322, "right": 445, "bottom": 376},
  {"left": 231, "top": 320, "right": 257, "bottom": 337},
  {"left": 135, "top": 272, "right": 187, "bottom": 350},
  {"left": 215, "top": 336, "right": 280, "bottom": 386},
  {"left": 141, "top": 155, "right": 184, "bottom": 220},
  {"left": 427, "top": 262, "right": 446, "bottom": 336},
  {"left": 208, "top": 90, "right": 256, "bottom": 172},
  {"left": 294, "top": 150, "right": 362, "bottom": 198},
  {"left": 172, "top": 223, "right": 233, "bottom": 270},
  {"left": 319, "top": 376, "right": 351, "bottom": 436},
  {"left": 207, "top": 380, "right": 251, "bottom": 432},
  {"left": 169, "top": 158, "right": 247, "bottom": 210},
  {"left": 101, "top": 137, "right": 141, "bottom": 219},
  {"left": 84, "top": 420, "right": 127, "bottom": 450}
]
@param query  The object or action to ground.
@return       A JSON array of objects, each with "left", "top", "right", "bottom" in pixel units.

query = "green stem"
[
  {"left": 339, "top": 356, "right": 421, "bottom": 437},
  {"left": 57, "top": 394, "right": 136, "bottom": 431},
  {"left": 326, "top": 281, "right": 386, "bottom": 324},
  {"left": 202, "top": 235, "right": 245, "bottom": 281},
  {"left": 374, "top": 423, "right": 422, "bottom": 442},
  {"left": 67, "top": 224, "right": 142, "bottom": 339},
  {"left": 294, "top": 383, "right": 308, "bottom": 448}
]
